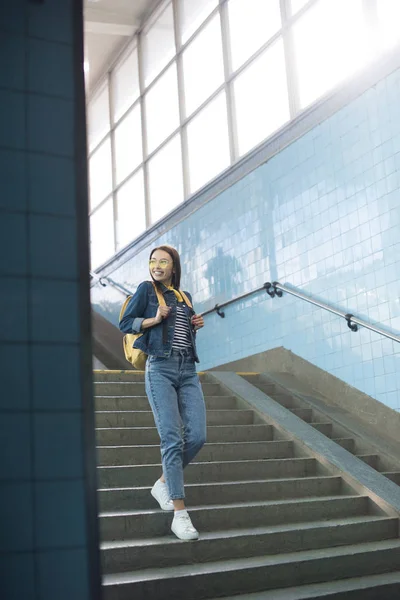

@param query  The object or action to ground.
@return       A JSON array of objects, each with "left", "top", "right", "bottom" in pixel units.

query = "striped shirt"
[{"left": 172, "top": 304, "right": 192, "bottom": 349}]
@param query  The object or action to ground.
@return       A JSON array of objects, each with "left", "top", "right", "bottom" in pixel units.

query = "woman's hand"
[
  {"left": 155, "top": 305, "right": 171, "bottom": 324},
  {"left": 191, "top": 314, "right": 204, "bottom": 330}
]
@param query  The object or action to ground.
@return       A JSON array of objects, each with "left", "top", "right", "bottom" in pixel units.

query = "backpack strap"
[
  {"left": 151, "top": 282, "right": 168, "bottom": 344},
  {"left": 178, "top": 290, "right": 192, "bottom": 308},
  {"left": 152, "top": 282, "right": 167, "bottom": 306}
]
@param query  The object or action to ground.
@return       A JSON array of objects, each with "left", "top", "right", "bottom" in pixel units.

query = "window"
[
  {"left": 114, "top": 104, "right": 142, "bottom": 186},
  {"left": 89, "top": 137, "right": 112, "bottom": 211},
  {"left": 290, "top": 0, "right": 309, "bottom": 16},
  {"left": 187, "top": 92, "right": 230, "bottom": 193},
  {"left": 116, "top": 169, "right": 146, "bottom": 250},
  {"left": 178, "top": 0, "right": 218, "bottom": 44},
  {"left": 148, "top": 135, "right": 184, "bottom": 224},
  {"left": 376, "top": 0, "right": 400, "bottom": 51},
  {"left": 145, "top": 63, "right": 180, "bottom": 155},
  {"left": 293, "top": 0, "right": 368, "bottom": 108},
  {"left": 233, "top": 39, "right": 289, "bottom": 156},
  {"left": 227, "top": 0, "right": 281, "bottom": 72},
  {"left": 88, "top": 0, "right": 400, "bottom": 267},
  {"left": 142, "top": 3, "right": 175, "bottom": 88},
  {"left": 182, "top": 14, "right": 224, "bottom": 116},
  {"left": 90, "top": 198, "right": 114, "bottom": 269},
  {"left": 88, "top": 83, "right": 110, "bottom": 152},
  {"left": 111, "top": 46, "right": 140, "bottom": 124}
]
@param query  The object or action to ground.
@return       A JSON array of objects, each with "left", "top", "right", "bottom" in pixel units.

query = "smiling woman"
[{"left": 118, "top": 245, "right": 206, "bottom": 541}]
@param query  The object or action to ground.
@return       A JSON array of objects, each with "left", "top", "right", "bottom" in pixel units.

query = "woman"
[{"left": 119, "top": 245, "right": 206, "bottom": 541}]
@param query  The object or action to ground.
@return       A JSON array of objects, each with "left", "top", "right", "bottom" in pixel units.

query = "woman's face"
[{"left": 149, "top": 249, "right": 174, "bottom": 286}]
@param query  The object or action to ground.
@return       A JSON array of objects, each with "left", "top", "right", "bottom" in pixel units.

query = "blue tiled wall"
[
  {"left": 1, "top": 2, "right": 100, "bottom": 599},
  {"left": 92, "top": 67, "right": 400, "bottom": 413}
]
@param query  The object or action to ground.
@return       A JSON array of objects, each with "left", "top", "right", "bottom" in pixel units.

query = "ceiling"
[{"left": 84, "top": 0, "right": 161, "bottom": 93}]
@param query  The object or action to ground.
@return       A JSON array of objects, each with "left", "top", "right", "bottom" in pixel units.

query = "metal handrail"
[
  {"left": 268, "top": 282, "right": 400, "bottom": 344},
  {"left": 89, "top": 271, "right": 106, "bottom": 287},
  {"left": 90, "top": 272, "right": 400, "bottom": 344},
  {"left": 202, "top": 280, "right": 400, "bottom": 344},
  {"left": 90, "top": 272, "right": 131, "bottom": 297},
  {"left": 201, "top": 284, "right": 268, "bottom": 318}
]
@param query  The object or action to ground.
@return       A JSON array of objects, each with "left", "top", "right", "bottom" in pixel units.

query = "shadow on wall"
[{"left": 203, "top": 247, "right": 242, "bottom": 304}]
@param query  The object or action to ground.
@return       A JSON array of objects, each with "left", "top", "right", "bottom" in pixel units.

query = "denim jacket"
[{"left": 119, "top": 281, "right": 199, "bottom": 362}]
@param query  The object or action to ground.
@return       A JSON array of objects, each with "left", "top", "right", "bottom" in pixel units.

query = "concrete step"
[
  {"left": 94, "top": 371, "right": 145, "bottom": 382},
  {"left": 94, "top": 381, "right": 221, "bottom": 396},
  {"left": 247, "top": 375, "right": 400, "bottom": 487},
  {"left": 289, "top": 408, "right": 313, "bottom": 422},
  {"left": 213, "top": 571, "right": 400, "bottom": 599},
  {"left": 93, "top": 371, "right": 207, "bottom": 382},
  {"left": 311, "top": 423, "right": 333, "bottom": 437},
  {"left": 332, "top": 438, "right": 355, "bottom": 452},
  {"left": 271, "top": 393, "right": 304, "bottom": 408},
  {"left": 95, "top": 409, "right": 255, "bottom": 428},
  {"left": 100, "top": 516, "right": 397, "bottom": 573},
  {"left": 255, "top": 382, "right": 278, "bottom": 395},
  {"left": 98, "top": 457, "right": 318, "bottom": 488},
  {"left": 255, "top": 385, "right": 306, "bottom": 409},
  {"left": 96, "top": 424, "right": 274, "bottom": 446},
  {"left": 99, "top": 495, "right": 370, "bottom": 541},
  {"left": 356, "top": 454, "right": 378, "bottom": 469},
  {"left": 383, "top": 471, "right": 400, "bottom": 485},
  {"left": 102, "top": 538, "right": 400, "bottom": 600},
  {"left": 96, "top": 440, "right": 294, "bottom": 466},
  {"left": 98, "top": 476, "right": 343, "bottom": 512},
  {"left": 95, "top": 395, "right": 237, "bottom": 411}
]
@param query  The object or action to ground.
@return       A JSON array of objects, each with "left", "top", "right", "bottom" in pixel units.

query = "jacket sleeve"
[
  {"left": 184, "top": 291, "right": 197, "bottom": 335},
  {"left": 119, "top": 281, "right": 150, "bottom": 334}
]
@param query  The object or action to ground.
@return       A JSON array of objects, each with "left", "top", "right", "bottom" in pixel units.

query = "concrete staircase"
[
  {"left": 242, "top": 373, "right": 400, "bottom": 486},
  {"left": 94, "top": 370, "right": 400, "bottom": 599}
]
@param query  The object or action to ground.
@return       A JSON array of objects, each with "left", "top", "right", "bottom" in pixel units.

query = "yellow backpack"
[{"left": 119, "top": 283, "right": 192, "bottom": 370}]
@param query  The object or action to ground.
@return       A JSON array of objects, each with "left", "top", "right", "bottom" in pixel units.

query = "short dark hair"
[{"left": 149, "top": 245, "right": 181, "bottom": 289}]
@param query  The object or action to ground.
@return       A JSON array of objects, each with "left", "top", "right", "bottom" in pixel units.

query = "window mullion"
[
  {"left": 280, "top": 0, "right": 300, "bottom": 119},
  {"left": 173, "top": 0, "right": 190, "bottom": 199},
  {"left": 137, "top": 31, "right": 151, "bottom": 227},
  {"left": 107, "top": 71, "right": 118, "bottom": 254},
  {"left": 220, "top": 0, "right": 237, "bottom": 164}
]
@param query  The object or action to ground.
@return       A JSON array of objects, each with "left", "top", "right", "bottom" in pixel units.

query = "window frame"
[{"left": 87, "top": 0, "right": 400, "bottom": 270}]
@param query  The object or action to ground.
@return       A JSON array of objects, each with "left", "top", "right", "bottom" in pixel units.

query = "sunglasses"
[{"left": 149, "top": 259, "right": 171, "bottom": 268}]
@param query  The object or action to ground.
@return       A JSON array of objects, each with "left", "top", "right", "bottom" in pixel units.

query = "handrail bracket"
[
  {"left": 345, "top": 314, "right": 358, "bottom": 332},
  {"left": 265, "top": 282, "right": 283, "bottom": 298},
  {"left": 215, "top": 304, "right": 225, "bottom": 318}
]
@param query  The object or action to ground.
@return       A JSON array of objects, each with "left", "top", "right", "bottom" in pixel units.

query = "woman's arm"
[
  {"left": 119, "top": 281, "right": 171, "bottom": 333},
  {"left": 141, "top": 304, "right": 171, "bottom": 329},
  {"left": 119, "top": 282, "right": 150, "bottom": 334}
]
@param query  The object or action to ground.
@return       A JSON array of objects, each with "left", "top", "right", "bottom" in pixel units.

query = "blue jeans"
[{"left": 145, "top": 348, "right": 207, "bottom": 499}]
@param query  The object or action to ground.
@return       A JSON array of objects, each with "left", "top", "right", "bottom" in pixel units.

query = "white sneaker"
[
  {"left": 151, "top": 479, "right": 174, "bottom": 511},
  {"left": 171, "top": 511, "right": 199, "bottom": 541}
]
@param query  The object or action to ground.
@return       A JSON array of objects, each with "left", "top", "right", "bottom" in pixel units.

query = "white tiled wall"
[{"left": 92, "top": 66, "right": 400, "bottom": 412}]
